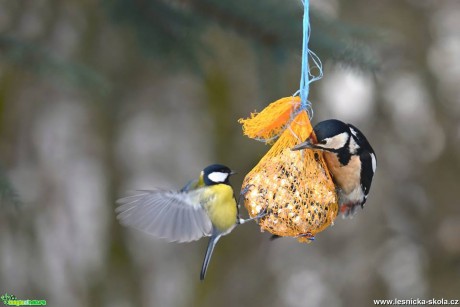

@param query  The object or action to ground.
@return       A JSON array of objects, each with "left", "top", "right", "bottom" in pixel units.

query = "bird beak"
[
  {"left": 230, "top": 170, "right": 237, "bottom": 176},
  {"left": 291, "top": 136, "right": 315, "bottom": 151}
]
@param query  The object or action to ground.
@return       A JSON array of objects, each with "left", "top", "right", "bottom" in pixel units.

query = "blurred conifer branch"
[
  {"left": 103, "top": 0, "right": 206, "bottom": 69},
  {"left": 0, "top": 167, "right": 20, "bottom": 209},
  {"left": 104, "top": 0, "right": 381, "bottom": 70},
  {"left": 0, "top": 36, "right": 110, "bottom": 95}
]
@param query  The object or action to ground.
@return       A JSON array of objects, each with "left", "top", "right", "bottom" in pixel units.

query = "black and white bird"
[{"left": 292, "top": 119, "right": 377, "bottom": 217}]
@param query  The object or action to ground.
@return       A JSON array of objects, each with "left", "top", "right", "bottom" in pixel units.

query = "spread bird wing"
[
  {"left": 180, "top": 179, "right": 200, "bottom": 192},
  {"left": 116, "top": 189, "right": 213, "bottom": 243}
]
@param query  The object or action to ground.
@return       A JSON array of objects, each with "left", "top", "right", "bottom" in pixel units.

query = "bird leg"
[
  {"left": 237, "top": 206, "right": 268, "bottom": 225},
  {"left": 237, "top": 184, "right": 269, "bottom": 224},
  {"left": 237, "top": 184, "right": 254, "bottom": 207}
]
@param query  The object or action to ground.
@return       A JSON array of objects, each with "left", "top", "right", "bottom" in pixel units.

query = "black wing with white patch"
[
  {"left": 359, "top": 151, "right": 375, "bottom": 203},
  {"left": 348, "top": 123, "right": 376, "bottom": 205},
  {"left": 116, "top": 189, "right": 213, "bottom": 243}
]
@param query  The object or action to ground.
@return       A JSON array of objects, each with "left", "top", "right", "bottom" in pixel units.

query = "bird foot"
[
  {"left": 297, "top": 232, "right": 315, "bottom": 241},
  {"left": 339, "top": 203, "right": 362, "bottom": 217},
  {"left": 238, "top": 206, "right": 268, "bottom": 225},
  {"left": 237, "top": 184, "right": 254, "bottom": 206}
]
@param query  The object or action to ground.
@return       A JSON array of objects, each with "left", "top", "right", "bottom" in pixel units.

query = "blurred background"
[{"left": 1, "top": 0, "right": 459, "bottom": 306}]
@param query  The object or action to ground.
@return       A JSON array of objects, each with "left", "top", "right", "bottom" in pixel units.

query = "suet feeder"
[{"left": 239, "top": 97, "right": 338, "bottom": 243}]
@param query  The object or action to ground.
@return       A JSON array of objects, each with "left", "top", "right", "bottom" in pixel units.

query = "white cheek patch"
[
  {"left": 370, "top": 153, "right": 377, "bottom": 173},
  {"left": 349, "top": 137, "right": 360, "bottom": 154},
  {"left": 324, "top": 132, "right": 349, "bottom": 150},
  {"left": 208, "top": 172, "right": 228, "bottom": 183}
]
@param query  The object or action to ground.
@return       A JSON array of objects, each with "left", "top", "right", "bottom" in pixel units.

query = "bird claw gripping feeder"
[{"left": 239, "top": 0, "right": 338, "bottom": 243}]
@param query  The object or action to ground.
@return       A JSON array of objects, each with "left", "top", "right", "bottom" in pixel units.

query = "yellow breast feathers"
[{"left": 200, "top": 185, "right": 237, "bottom": 232}]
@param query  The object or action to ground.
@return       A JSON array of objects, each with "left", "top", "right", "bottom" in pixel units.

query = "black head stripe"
[{"left": 338, "top": 133, "right": 352, "bottom": 165}]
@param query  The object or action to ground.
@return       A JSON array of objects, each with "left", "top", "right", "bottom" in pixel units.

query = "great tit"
[{"left": 116, "top": 164, "right": 260, "bottom": 280}]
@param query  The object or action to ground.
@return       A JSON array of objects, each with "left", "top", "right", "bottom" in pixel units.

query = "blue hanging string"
[
  {"left": 253, "top": 0, "right": 323, "bottom": 144},
  {"left": 295, "top": 0, "right": 323, "bottom": 118}
]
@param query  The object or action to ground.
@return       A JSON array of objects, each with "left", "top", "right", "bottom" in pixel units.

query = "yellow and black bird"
[{"left": 116, "top": 164, "right": 259, "bottom": 280}]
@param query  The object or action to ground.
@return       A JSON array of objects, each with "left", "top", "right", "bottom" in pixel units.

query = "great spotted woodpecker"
[{"left": 292, "top": 119, "right": 377, "bottom": 217}]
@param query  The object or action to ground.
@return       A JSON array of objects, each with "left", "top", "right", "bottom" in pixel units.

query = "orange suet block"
[{"left": 240, "top": 97, "right": 338, "bottom": 243}]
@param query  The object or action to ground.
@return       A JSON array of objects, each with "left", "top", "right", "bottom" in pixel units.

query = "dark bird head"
[
  {"left": 202, "top": 164, "right": 235, "bottom": 186},
  {"left": 292, "top": 119, "right": 352, "bottom": 153}
]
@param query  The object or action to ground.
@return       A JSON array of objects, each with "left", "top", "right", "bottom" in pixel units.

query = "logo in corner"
[
  {"left": 1, "top": 293, "right": 47, "bottom": 306},
  {"left": 1, "top": 294, "right": 16, "bottom": 305}
]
